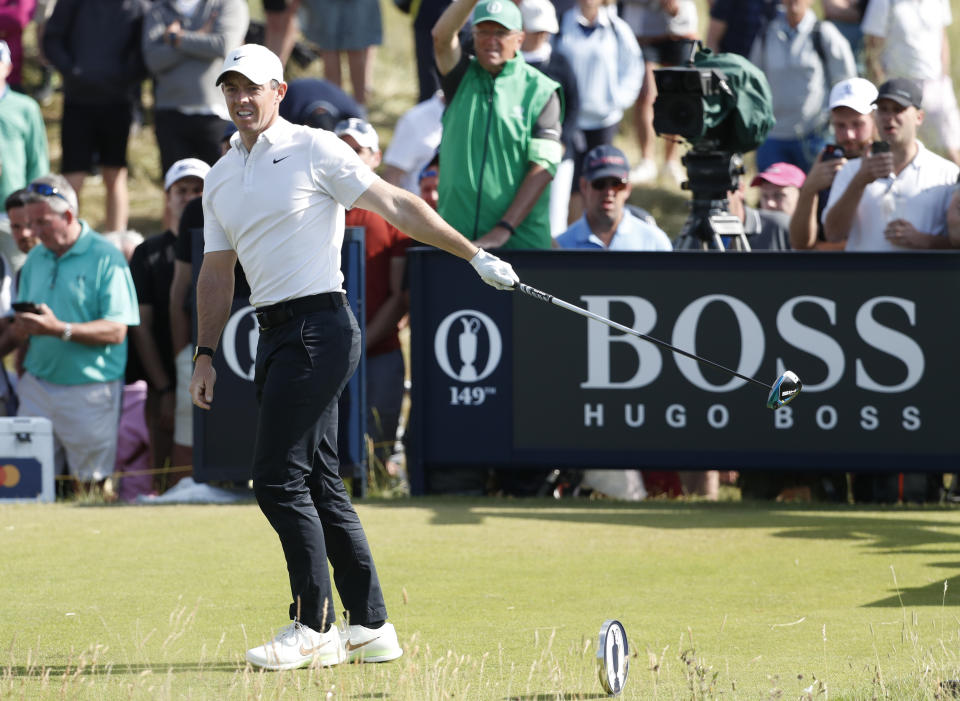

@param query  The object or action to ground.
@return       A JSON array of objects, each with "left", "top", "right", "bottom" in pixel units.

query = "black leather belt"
[{"left": 255, "top": 292, "right": 347, "bottom": 331}]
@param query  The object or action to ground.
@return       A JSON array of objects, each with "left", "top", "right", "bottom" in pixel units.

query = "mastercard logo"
[{"left": 0, "top": 464, "right": 21, "bottom": 488}]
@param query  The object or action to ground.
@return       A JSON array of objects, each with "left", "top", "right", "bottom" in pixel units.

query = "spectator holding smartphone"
[
  {"left": 823, "top": 78, "right": 959, "bottom": 251},
  {"left": 790, "top": 77, "right": 878, "bottom": 249},
  {"left": 863, "top": 0, "right": 960, "bottom": 166},
  {"left": 13, "top": 174, "right": 139, "bottom": 496}
]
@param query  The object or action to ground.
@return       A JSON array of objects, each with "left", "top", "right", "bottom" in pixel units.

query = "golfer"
[{"left": 190, "top": 43, "right": 519, "bottom": 671}]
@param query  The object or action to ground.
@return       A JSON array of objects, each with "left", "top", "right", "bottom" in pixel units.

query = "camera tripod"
[{"left": 672, "top": 150, "right": 750, "bottom": 251}]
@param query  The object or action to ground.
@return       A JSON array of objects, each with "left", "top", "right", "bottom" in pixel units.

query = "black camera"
[
  {"left": 652, "top": 67, "right": 732, "bottom": 143},
  {"left": 652, "top": 49, "right": 775, "bottom": 250}
]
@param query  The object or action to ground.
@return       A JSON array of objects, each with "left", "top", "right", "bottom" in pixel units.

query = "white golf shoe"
[
  {"left": 341, "top": 621, "right": 403, "bottom": 663},
  {"left": 245, "top": 621, "right": 346, "bottom": 670}
]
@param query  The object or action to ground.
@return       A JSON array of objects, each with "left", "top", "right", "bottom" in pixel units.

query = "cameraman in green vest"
[{"left": 433, "top": 0, "right": 563, "bottom": 250}]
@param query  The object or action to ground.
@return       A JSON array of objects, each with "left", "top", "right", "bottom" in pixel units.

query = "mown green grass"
[{"left": 3, "top": 499, "right": 960, "bottom": 699}]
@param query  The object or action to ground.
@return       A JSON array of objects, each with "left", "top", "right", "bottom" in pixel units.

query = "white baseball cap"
[
  {"left": 828, "top": 77, "right": 878, "bottom": 115},
  {"left": 216, "top": 44, "right": 284, "bottom": 87},
  {"left": 164, "top": 158, "right": 211, "bottom": 191},
  {"left": 334, "top": 118, "right": 379, "bottom": 152},
  {"left": 521, "top": 0, "right": 558, "bottom": 34}
]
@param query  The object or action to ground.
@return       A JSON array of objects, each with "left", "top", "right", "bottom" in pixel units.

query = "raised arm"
[{"left": 432, "top": 0, "right": 477, "bottom": 75}]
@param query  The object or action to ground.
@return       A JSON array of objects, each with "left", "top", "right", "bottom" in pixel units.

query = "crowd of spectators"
[{"left": 0, "top": 0, "right": 957, "bottom": 503}]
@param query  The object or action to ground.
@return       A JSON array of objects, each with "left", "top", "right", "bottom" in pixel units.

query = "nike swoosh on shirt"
[
  {"left": 345, "top": 636, "right": 381, "bottom": 652},
  {"left": 273, "top": 156, "right": 290, "bottom": 164}
]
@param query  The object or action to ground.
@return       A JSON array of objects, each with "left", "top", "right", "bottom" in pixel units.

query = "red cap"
[{"left": 750, "top": 162, "right": 806, "bottom": 189}]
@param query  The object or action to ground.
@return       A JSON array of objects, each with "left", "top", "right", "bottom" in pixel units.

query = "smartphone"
[
  {"left": 822, "top": 144, "right": 845, "bottom": 161},
  {"left": 12, "top": 302, "right": 41, "bottom": 314},
  {"left": 872, "top": 141, "right": 891, "bottom": 154}
]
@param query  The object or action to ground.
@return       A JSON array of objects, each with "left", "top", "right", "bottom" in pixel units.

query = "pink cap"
[{"left": 750, "top": 162, "right": 805, "bottom": 189}]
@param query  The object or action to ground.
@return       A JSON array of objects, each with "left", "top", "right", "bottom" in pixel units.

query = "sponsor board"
[{"left": 408, "top": 249, "right": 960, "bottom": 489}]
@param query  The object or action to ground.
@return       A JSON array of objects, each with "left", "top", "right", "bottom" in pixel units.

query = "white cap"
[
  {"left": 216, "top": 44, "right": 284, "bottom": 87},
  {"left": 334, "top": 118, "right": 379, "bottom": 152},
  {"left": 828, "top": 77, "right": 878, "bottom": 115},
  {"left": 521, "top": 0, "right": 558, "bottom": 33},
  {"left": 164, "top": 158, "right": 211, "bottom": 191}
]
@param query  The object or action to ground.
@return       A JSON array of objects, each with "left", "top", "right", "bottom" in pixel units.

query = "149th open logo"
[{"left": 434, "top": 310, "right": 502, "bottom": 406}]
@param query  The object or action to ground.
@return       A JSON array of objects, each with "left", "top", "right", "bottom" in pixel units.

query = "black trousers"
[
  {"left": 154, "top": 109, "right": 230, "bottom": 174},
  {"left": 251, "top": 303, "right": 386, "bottom": 631}
]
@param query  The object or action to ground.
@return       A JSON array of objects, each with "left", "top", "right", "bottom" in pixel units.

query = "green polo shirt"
[
  {"left": 18, "top": 222, "right": 140, "bottom": 385},
  {"left": 0, "top": 86, "right": 49, "bottom": 205}
]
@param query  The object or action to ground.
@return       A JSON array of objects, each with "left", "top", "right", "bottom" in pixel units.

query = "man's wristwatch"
[
  {"left": 193, "top": 345, "right": 215, "bottom": 362},
  {"left": 60, "top": 323, "right": 72, "bottom": 342}
]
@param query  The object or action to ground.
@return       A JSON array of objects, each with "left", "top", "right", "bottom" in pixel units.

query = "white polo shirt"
[
  {"left": 823, "top": 141, "right": 959, "bottom": 251},
  {"left": 861, "top": 0, "right": 951, "bottom": 82},
  {"left": 382, "top": 92, "right": 444, "bottom": 194},
  {"left": 203, "top": 117, "right": 376, "bottom": 307}
]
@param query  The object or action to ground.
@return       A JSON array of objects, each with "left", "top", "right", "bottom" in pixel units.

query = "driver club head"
[{"left": 766, "top": 371, "right": 803, "bottom": 410}]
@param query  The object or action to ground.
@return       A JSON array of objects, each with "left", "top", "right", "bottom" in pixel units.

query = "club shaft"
[{"left": 516, "top": 282, "right": 770, "bottom": 390}]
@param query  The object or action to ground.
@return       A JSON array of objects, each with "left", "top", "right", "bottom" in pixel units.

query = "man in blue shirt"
[
  {"left": 557, "top": 145, "right": 672, "bottom": 251},
  {"left": 13, "top": 174, "right": 139, "bottom": 492}
]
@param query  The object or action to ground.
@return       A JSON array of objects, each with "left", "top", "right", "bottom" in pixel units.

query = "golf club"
[{"left": 514, "top": 282, "right": 803, "bottom": 409}]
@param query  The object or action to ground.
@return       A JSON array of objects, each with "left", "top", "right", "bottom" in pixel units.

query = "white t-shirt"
[
  {"left": 823, "top": 141, "right": 959, "bottom": 251},
  {"left": 381, "top": 93, "right": 444, "bottom": 194},
  {"left": 861, "top": 0, "right": 952, "bottom": 81},
  {"left": 203, "top": 118, "right": 376, "bottom": 307}
]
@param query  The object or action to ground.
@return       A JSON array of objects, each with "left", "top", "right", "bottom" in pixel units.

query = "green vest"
[{"left": 439, "top": 54, "right": 560, "bottom": 250}]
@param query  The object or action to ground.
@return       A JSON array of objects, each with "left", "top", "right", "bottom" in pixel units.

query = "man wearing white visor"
[{"left": 191, "top": 44, "right": 518, "bottom": 671}]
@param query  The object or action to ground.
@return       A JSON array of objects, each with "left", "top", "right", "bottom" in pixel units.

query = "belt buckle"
[{"left": 257, "top": 305, "right": 294, "bottom": 331}]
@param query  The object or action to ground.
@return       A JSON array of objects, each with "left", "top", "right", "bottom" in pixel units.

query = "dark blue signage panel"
[
  {"left": 408, "top": 250, "right": 960, "bottom": 492},
  {"left": 193, "top": 229, "right": 366, "bottom": 487}
]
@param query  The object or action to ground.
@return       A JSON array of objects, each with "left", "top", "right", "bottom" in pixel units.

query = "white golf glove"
[{"left": 469, "top": 249, "right": 519, "bottom": 291}]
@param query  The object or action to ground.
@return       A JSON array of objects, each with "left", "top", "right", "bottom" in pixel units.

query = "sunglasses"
[
  {"left": 472, "top": 27, "right": 516, "bottom": 41},
  {"left": 334, "top": 117, "right": 374, "bottom": 135},
  {"left": 590, "top": 177, "right": 628, "bottom": 192},
  {"left": 27, "top": 182, "right": 71, "bottom": 205}
]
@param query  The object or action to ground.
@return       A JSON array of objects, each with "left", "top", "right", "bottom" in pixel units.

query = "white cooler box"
[{"left": 0, "top": 417, "right": 55, "bottom": 503}]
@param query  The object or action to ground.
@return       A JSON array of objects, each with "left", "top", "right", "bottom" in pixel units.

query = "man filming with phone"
[
  {"left": 823, "top": 78, "right": 959, "bottom": 250},
  {"left": 789, "top": 77, "right": 879, "bottom": 250}
]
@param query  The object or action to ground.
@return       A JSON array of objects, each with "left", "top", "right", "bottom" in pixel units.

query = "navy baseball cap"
[
  {"left": 874, "top": 78, "right": 923, "bottom": 109},
  {"left": 582, "top": 145, "right": 630, "bottom": 181}
]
